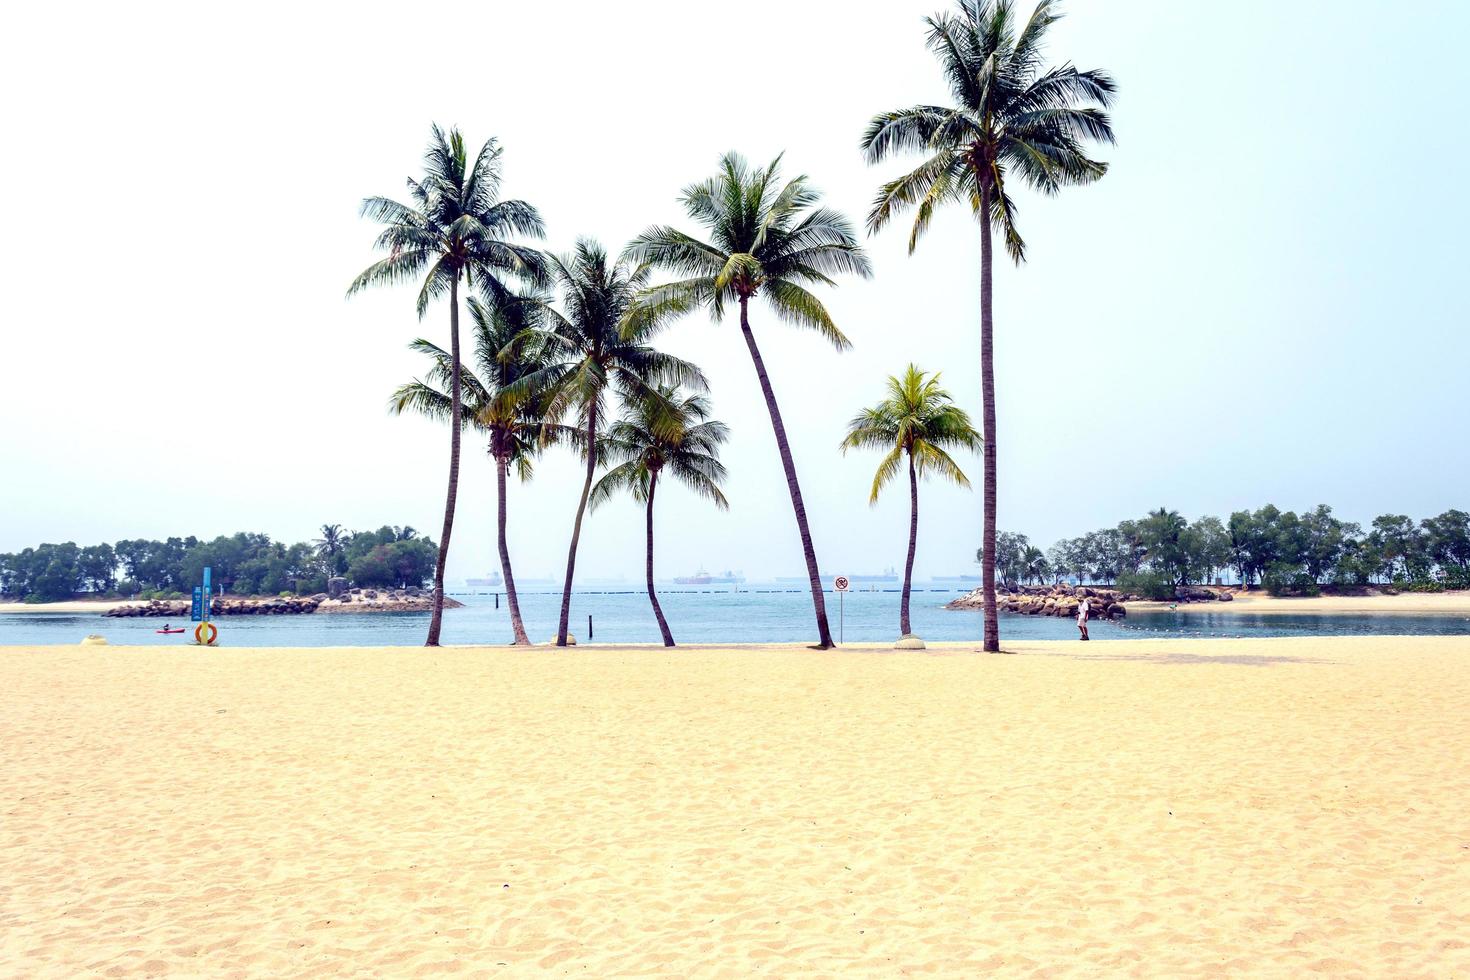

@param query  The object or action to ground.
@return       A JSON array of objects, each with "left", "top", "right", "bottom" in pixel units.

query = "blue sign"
[{"left": 191, "top": 587, "right": 204, "bottom": 622}]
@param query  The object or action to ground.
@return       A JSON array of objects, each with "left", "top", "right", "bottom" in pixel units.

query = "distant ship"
[
  {"left": 850, "top": 567, "right": 899, "bottom": 584},
  {"left": 464, "top": 571, "right": 503, "bottom": 587},
  {"left": 673, "top": 567, "right": 746, "bottom": 585},
  {"left": 932, "top": 574, "right": 981, "bottom": 583},
  {"left": 776, "top": 568, "right": 900, "bottom": 585}
]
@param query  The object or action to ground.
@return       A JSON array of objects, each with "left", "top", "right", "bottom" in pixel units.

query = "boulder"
[
  {"left": 81, "top": 634, "right": 108, "bottom": 646},
  {"left": 327, "top": 577, "right": 349, "bottom": 598},
  {"left": 894, "top": 634, "right": 927, "bottom": 650}
]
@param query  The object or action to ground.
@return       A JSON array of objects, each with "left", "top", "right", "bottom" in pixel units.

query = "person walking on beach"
[{"left": 1077, "top": 598, "right": 1091, "bottom": 641}]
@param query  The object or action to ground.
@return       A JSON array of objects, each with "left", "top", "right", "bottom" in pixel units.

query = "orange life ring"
[{"left": 195, "top": 622, "right": 218, "bottom": 646}]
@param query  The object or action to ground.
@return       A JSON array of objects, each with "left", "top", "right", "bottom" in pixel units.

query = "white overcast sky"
[{"left": 2, "top": 1, "right": 1467, "bottom": 582}]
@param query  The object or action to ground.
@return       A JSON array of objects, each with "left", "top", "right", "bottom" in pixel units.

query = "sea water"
[{"left": 2, "top": 588, "right": 1468, "bottom": 647}]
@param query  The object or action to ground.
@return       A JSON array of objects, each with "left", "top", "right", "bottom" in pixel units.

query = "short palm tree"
[
  {"left": 390, "top": 293, "right": 559, "bottom": 645},
  {"left": 1020, "top": 545, "right": 1049, "bottom": 585},
  {"left": 314, "top": 524, "right": 347, "bottom": 577},
  {"left": 841, "top": 365, "right": 980, "bottom": 636},
  {"left": 862, "top": 0, "right": 1115, "bottom": 652},
  {"left": 591, "top": 385, "right": 729, "bottom": 647},
  {"left": 515, "top": 239, "right": 705, "bottom": 646},
  {"left": 627, "top": 152, "right": 872, "bottom": 649},
  {"left": 348, "top": 124, "right": 547, "bottom": 646}
]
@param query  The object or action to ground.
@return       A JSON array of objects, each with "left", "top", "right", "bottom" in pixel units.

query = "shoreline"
[
  {"left": 1129, "top": 590, "right": 1470, "bottom": 615},
  {"left": 2, "top": 636, "right": 1466, "bottom": 975}
]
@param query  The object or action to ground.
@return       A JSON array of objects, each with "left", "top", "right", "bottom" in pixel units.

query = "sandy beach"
[
  {"left": 1130, "top": 590, "right": 1470, "bottom": 616},
  {"left": 2, "top": 638, "right": 1467, "bottom": 977},
  {"left": 0, "top": 600, "right": 138, "bottom": 614}
]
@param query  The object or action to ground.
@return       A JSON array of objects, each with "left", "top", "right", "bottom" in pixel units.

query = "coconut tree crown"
[
  {"left": 861, "top": 0, "right": 1116, "bottom": 259},
  {"left": 591, "top": 386, "right": 730, "bottom": 510},
  {"left": 516, "top": 239, "right": 707, "bottom": 433},
  {"left": 348, "top": 124, "right": 548, "bottom": 313},
  {"left": 841, "top": 365, "right": 982, "bottom": 503},
  {"left": 389, "top": 293, "right": 561, "bottom": 480},
  {"left": 626, "top": 152, "right": 873, "bottom": 347}
]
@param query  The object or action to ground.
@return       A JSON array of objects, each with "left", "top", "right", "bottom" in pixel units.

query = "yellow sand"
[
  {"left": 1131, "top": 591, "right": 1470, "bottom": 615},
  {"left": 0, "top": 600, "right": 138, "bottom": 614},
  {"left": 2, "top": 638, "right": 1468, "bottom": 977}
]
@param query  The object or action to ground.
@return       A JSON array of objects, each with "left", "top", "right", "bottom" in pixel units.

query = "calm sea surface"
[{"left": 3, "top": 587, "right": 1469, "bottom": 647}]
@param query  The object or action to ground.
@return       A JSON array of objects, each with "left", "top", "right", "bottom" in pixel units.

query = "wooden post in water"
[{"left": 588, "top": 615, "right": 593, "bottom": 641}]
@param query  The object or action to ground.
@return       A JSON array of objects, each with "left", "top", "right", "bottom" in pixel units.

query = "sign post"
[
  {"left": 833, "top": 575, "right": 850, "bottom": 645},
  {"left": 194, "top": 566, "right": 218, "bottom": 646}
]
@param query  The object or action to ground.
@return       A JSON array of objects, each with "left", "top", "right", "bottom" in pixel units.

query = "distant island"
[{"left": 0, "top": 524, "right": 441, "bottom": 612}]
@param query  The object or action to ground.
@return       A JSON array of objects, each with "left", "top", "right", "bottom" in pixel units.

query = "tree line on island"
[
  {"left": 0, "top": 525, "right": 436, "bottom": 603},
  {"left": 350, "top": 0, "right": 1115, "bottom": 649},
  {"left": 988, "top": 506, "right": 1470, "bottom": 599}
]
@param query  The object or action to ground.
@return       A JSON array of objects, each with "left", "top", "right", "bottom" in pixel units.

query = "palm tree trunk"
[
  {"left": 901, "top": 452, "right": 918, "bottom": 636},
  {"left": 426, "top": 275, "right": 462, "bottom": 647},
  {"left": 495, "top": 450, "right": 530, "bottom": 645},
  {"left": 738, "top": 297, "right": 834, "bottom": 649},
  {"left": 556, "top": 401, "right": 597, "bottom": 646},
  {"left": 645, "top": 471, "right": 675, "bottom": 647},
  {"left": 979, "top": 178, "right": 1000, "bottom": 653}
]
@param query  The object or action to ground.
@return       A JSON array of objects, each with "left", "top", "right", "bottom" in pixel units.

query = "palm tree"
[
  {"left": 1020, "top": 545, "right": 1049, "bottom": 585},
  {"left": 390, "top": 294, "right": 559, "bottom": 645},
  {"left": 515, "top": 239, "right": 705, "bottom": 646},
  {"left": 314, "top": 524, "right": 347, "bottom": 577},
  {"left": 590, "top": 385, "right": 729, "bottom": 646},
  {"left": 627, "top": 152, "right": 872, "bottom": 649},
  {"left": 841, "top": 365, "right": 980, "bottom": 636},
  {"left": 862, "top": 0, "right": 1115, "bottom": 652},
  {"left": 348, "top": 124, "right": 547, "bottom": 646}
]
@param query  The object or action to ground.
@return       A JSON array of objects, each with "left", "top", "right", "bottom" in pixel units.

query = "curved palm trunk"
[
  {"left": 979, "top": 179, "right": 1000, "bottom": 653},
  {"left": 556, "top": 401, "right": 597, "bottom": 646},
  {"left": 645, "top": 470, "right": 675, "bottom": 647},
  {"left": 738, "top": 298, "right": 834, "bottom": 649},
  {"left": 494, "top": 451, "right": 531, "bottom": 645},
  {"left": 901, "top": 453, "right": 918, "bottom": 636},
  {"left": 426, "top": 276, "right": 462, "bottom": 647}
]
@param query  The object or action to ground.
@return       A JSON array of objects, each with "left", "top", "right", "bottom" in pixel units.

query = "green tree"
[
  {"left": 591, "top": 385, "right": 730, "bottom": 646},
  {"left": 1184, "top": 516, "right": 1231, "bottom": 585},
  {"left": 981, "top": 531, "right": 1031, "bottom": 592},
  {"left": 516, "top": 239, "right": 704, "bottom": 646},
  {"left": 348, "top": 125, "right": 547, "bottom": 646},
  {"left": 78, "top": 543, "right": 117, "bottom": 593},
  {"left": 862, "top": 0, "right": 1115, "bottom": 651},
  {"left": 841, "top": 365, "right": 979, "bottom": 635},
  {"left": 391, "top": 293, "right": 561, "bottom": 645},
  {"left": 628, "top": 152, "right": 871, "bottom": 649},
  {"left": 313, "top": 524, "right": 348, "bottom": 578},
  {"left": 1422, "top": 510, "right": 1470, "bottom": 585},
  {"left": 1138, "top": 508, "right": 1189, "bottom": 586}
]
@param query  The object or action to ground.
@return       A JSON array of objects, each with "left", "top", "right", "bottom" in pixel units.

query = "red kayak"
[{"left": 156, "top": 628, "right": 187, "bottom": 634}]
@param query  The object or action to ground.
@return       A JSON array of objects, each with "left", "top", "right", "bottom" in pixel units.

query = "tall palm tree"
[
  {"left": 348, "top": 125, "right": 547, "bottom": 646},
  {"left": 515, "top": 239, "right": 705, "bottom": 647},
  {"left": 591, "top": 385, "right": 729, "bottom": 646},
  {"left": 841, "top": 365, "right": 980, "bottom": 636},
  {"left": 314, "top": 524, "right": 347, "bottom": 577},
  {"left": 627, "top": 152, "right": 872, "bottom": 649},
  {"left": 390, "top": 294, "right": 559, "bottom": 645},
  {"left": 861, "top": 0, "right": 1115, "bottom": 652}
]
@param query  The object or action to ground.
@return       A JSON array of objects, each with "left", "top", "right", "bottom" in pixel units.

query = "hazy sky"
[{"left": 2, "top": 1, "right": 1466, "bottom": 582}]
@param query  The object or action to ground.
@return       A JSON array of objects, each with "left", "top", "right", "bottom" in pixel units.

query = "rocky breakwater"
[
  {"left": 315, "top": 587, "right": 464, "bottom": 614},
  {"left": 946, "top": 584, "right": 1132, "bottom": 619},
  {"left": 104, "top": 588, "right": 462, "bottom": 617}
]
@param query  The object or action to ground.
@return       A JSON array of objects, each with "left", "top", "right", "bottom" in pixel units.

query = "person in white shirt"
[{"left": 1077, "top": 598, "right": 1091, "bottom": 641}]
